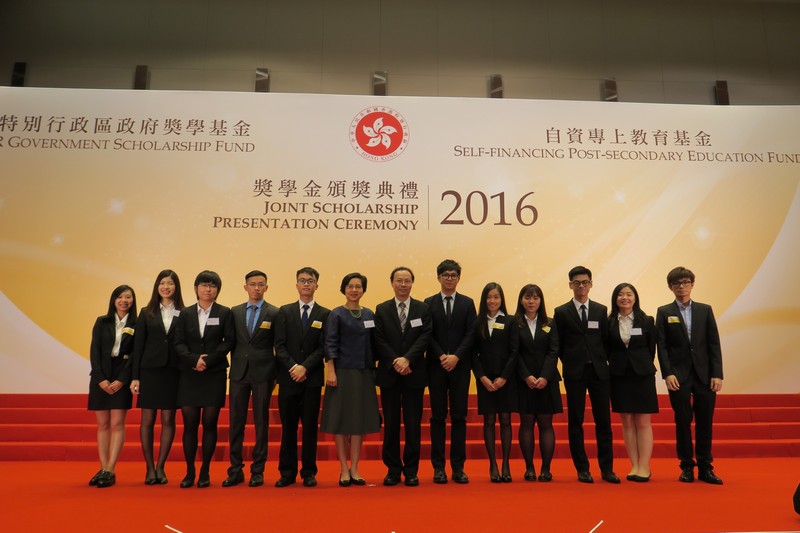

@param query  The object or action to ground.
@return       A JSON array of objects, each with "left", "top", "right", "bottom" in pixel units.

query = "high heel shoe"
[
  {"left": 197, "top": 471, "right": 210, "bottom": 488},
  {"left": 524, "top": 469, "right": 537, "bottom": 482},
  {"left": 489, "top": 464, "right": 501, "bottom": 483},
  {"left": 501, "top": 465, "right": 512, "bottom": 483},
  {"left": 145, "top": 470, "right": 158, "bottom": 485},
  {"left": 156, "top": 468, "right": 168, "bottom": 485}
]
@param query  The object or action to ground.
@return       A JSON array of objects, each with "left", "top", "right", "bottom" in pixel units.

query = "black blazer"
[
  {"left": 553, "top": 299, "right": 609, "bottom": 380},
  {"left": 656, "top": 301, "right": 722, "bottom": 385},
  {"left": 374, "top": 297, "right": 432, "bottom": 389},
  {"left": 173, "top": 302, "right": 233, "bottom": 373},
  {"left": 516, "top": 316, "right": 561, "bottom": 384},
  {"left": 274, "top": 301, "right": 330, "bottom": 389},
  {"left": 131, "top": 309, "right": 178, "bottom": 379},
  {"left": 90, "top": 315, "right": 136, "bottom": 384},
  {"left": 472, "top": 314, "right": 518, "bottom": 381},
  {"left": 606, "top": 314, "right": 657, "bottom": 377},
  {"left": 229, "top": 300, "right": 280, "bottom": 382},
  {"left": 424, "top": 292, "right": 476, "bottom": 370}
]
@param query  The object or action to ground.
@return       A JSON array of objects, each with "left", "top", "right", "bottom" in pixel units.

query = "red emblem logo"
[{"left": 350, "top": 107, "right": 409, "bottom": 161}]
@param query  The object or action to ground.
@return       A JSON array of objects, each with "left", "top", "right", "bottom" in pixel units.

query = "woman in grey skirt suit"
[{"left": 320, "top": 272, "right": 381, "bottom": 487}]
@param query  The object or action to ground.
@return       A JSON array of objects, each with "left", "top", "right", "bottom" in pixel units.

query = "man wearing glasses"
[
  {"left": 553, "top": 266, "right": 618, "bottom": 484},
  {"left": 273, "top": 267, "right": 330, "bottom": 488},
  {"left": 424, "top": 259, "right": 477, "bottom": 484},
  {"left": 223, "top": 270, "right": 280, "bottom": 488},
  {"left": 656, "top": 266, "right": 724, "bottom": 485}
]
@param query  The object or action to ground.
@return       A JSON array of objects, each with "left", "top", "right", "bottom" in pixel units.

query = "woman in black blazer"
[
  {"left": 173, "top": 270, "right": 234, "bottom": 488},
  {"left": 88, "top": 284, "right": 137, "bottom": 488},
  {"left": 607, "top": 282, "right": 658, "bottom": 482},
  {"left": 514, "top": 284, "right": 562, "bottom": 482},
  {"left": 472, "top": 282, "right": 518, "bottom": 483},
  {"left": 130, "top": 269, "right": 185, "bottom": 485}
]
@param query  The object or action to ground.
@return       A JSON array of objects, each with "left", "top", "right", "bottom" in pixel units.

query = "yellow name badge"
[
  {"left": 542, "top": 326, "right": 551, "bottom": 333},
  {"left": 492, "top": 322, "right": 505, "bottom": 330},
  {"left": 668, "top": 316, "right": 681, "bottom": 324},
  {"left": 311, "top": 320, "right": 323, "bottom": 329},
  {"left": 260, "top": 321, "right": 272, "bottom": 329},
  {"left": 122, "top": 327, "right": 135, "bottom": 336}
]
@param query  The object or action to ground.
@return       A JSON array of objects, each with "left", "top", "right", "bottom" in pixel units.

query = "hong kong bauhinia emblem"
[{"left": 350, "top": 107, "right": 409, "bottom": 161}]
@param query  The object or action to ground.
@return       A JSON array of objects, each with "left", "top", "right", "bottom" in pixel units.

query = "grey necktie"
[{"left": 399, "top": 302, "right": 407, "bottom": 332}]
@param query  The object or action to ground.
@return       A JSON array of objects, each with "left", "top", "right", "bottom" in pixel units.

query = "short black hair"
[
  {"left": 244, "top": 270, "right": 267, "bottom": 282},
  {"left": 666, "top": 266, "right": 695, "bottom": 286},
  {"left": 340, "top": 272, "right": 367, "bottom": 294},
  {"left": 296, "top": 267, "right": 320, "bottom": 281},
  {"left": 436, "top": 259, "right": 461, "bottom": 277},
  {"left": 568, "top": 265, "right": 592, "bottom": 281},
  {"left": 194, "top": 270, "right": 222, "bottom": 294},
  {"left": 390, "top": 266, "right": 415, "bottom": 282}
]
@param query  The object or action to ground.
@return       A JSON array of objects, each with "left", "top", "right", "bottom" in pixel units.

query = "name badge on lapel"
[
  {"left": 668, "top": 316, "right": 681, "bottom": 324},
  {"left": 260, "top": 321, "right": 271, "bottom": 329},
  {"left": 492, "top": 322, "right": 505, "bottom": 330},
  {"left": 364, "top": 320, "right": 375, "bottom": 329},
  {"left": 410, "top": 318, "right": 423, "bottom": 328},
  {"left": 587, "top": 320, "right": 599, "bottom": 329},
  {"left": 542, "top": 325, "right": 551, "bottom": 333},
  {"left": 630, "top": 328, "right": 643, "bottom": 336},
  {"left": 311, "top": 320, "right": 323, "bottom": 329},
  {"left": 122, "top": 327, "right": 135, "bottom": 336},
  {"left": 173, "top": 310, "right": 181, "bottom": 317},
  {"left": 207, "top": 317, "right": 220, "bottom": 326}
]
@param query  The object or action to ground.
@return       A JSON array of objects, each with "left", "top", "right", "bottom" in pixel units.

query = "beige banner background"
[{"left": 1, "top": 88, "right": 798, "bottom": 393}]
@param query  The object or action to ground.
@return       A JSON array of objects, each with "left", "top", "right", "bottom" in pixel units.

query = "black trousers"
[
  {"left": 564, "top": 363, "right": 614, "bottom": 474},
  {"left": 277, "top": 384, "right": 322, "bottom": 479},
  {"left": 228, "top": 379, "right": 274, "bottom": 475},
  {"left": 380, "top": 384, "right": 424, "bottom": 477},
  {"left": 428, "top": 363, "right": 470, "bottom": 471},
  {"left": 667, "top": 370, "right": 716, "bottom": 471}
]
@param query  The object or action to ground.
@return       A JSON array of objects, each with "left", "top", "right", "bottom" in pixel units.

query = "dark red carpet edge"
[{"left": 2, "top": 458, "right": 799, "bottom": 533}]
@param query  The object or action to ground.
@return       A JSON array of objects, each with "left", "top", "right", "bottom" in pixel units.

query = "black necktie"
[
  {"left": 580, "top": 304, "right": 588, "bottom": 328},
  {"left": 444, "top": 296, "right": 453, "bottom": 319},
  {"left": 301, "top": 304, "right": 310, "bottom": 330},
  {"left": 248, "top": 304, "right": 258, "bottom": 337}
]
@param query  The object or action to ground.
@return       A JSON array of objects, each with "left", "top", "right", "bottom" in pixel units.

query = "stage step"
[{"left": 0, "top": 394, "right": 798, "bottom": 461}]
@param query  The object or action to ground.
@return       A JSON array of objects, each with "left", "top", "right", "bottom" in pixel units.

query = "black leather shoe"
[
  {"left": 626, "top": 474, "right": 637, "bottom": 481},
  {"left": 489, "top": 464, "right": 501, "bottom": 483},
  {"left": 632, "top": 474, "right": 651, "bottom": 482},
  {"left": 433, "top": 468, "right": 448, "bottom": 484},
  {"left": 180, "top": 473, "right": 195, "bottom": 488},
  {"left": 349, "top": 476, "right": 365, "bottom": 486},
  {"left": 452, "top": 470, "right": 469, "bottom": 484},
  {"left": 537, "top": 471, "right": 552, "bottom": 482},
  {"left": 275, "top": 476, "right": 295, "bottom": 488},
  {"left": 577, "top": 471, "right": 594, "bottom": 484},
  {"left": 524, "top": 470, "right": 537, "bottom": 482},
  {"left": 404, "top": 474, "right": 419, "bottom": 486},
  {"left": 601, "top": 471, "right": 621, "bottom": 484},
  {"left": 303, "top": 475, "right": 318, "bottom": 487},
  {"left": 678, "top": 468, "right": 694, "bottom": 483},
  {"left": 197, "top": 472, "right": 210, "bottom": 488},
  {"left": 698, "top": 470, "right": 723, "bottom": 485},
  {"left": 96, "top": 471, "right": 116, "bottom": 488},
  {"left": 222, "top": 471, "right": 244, "bottom": 487},
  {"left": 157, "top": 475, "right": 169, "bottom": 485},
  {"left": 383, "top": 474, "right": 400, "bottom": 486},
  {"left": 89, "top": 469, "right": 105, "bottom": 486},
  {"left": 248, "top": 473, "right": 264, "bottom": 487},
  {"left": 145, "top": 470, "right": 158, "bottom": 485}
]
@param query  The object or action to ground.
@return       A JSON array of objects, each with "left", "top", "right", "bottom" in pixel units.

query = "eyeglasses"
[
  {"left": 439, "top": 273, "right": 460, "bottom": 280},
  {"left": 247, "top": 282, "right": 266, "bottom": 288},
  {"left": 198, "top": 282, "right": 218, "bottom": 289},
  {"left": 345, "top": 284, "right": 363, "bottom": 290},
  {"left": 296, "top": 278, "right": 317, "bottom": 285},
  {"left": 570, "top": 280, "right": 591, "bottom": 287},
  {"left": 670, "top": 280, "right": 693, "bottom": 288}
]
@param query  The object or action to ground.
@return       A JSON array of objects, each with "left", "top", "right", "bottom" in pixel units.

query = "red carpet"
[{"left": 2, "top": 458, "right": 799, "bottom": 532}]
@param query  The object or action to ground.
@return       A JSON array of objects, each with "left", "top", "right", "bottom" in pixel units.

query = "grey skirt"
[{"left": 320, "top": 368, "right": 381, "bottom": 435}]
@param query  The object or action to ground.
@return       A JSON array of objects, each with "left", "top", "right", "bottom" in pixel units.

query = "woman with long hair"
[
  {"left": 130, "top": 269, "right": 185, "bottom": 485},
  {"left": 88, "top": 284, "right": 137, "bottom": 488},
  {"left": 514, "top": 284, "right": 562, "bottom": 482},
  {"left": 607, "top": 282, "right": 658, "bottom": 481},
  {"left": 472, "top": 282, "right": 518, "bottom": 482}
]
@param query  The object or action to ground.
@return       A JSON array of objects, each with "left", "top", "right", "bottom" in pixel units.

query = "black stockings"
[
  {"left": 519, "top": 413, "right": 555, "bottom": 473},
  {"left": 181, "top": 406, "right": 220, "bottom": 475}
]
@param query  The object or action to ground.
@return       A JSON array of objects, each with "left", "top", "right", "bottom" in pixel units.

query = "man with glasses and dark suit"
[{"left": 656, "top": 266, "right": 724, "bottom": 485}]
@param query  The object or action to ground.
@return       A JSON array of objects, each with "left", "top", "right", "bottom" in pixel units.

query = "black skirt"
[
  {"left": 136, "top": 367, "right": 180, "bottom": 410},
  {"left": 476, "top": 375, "right": 518, "bottom": 415},
  {"left": 87, "top": 356, "right": 132, "bottom": 410},
  {"left": 320, "top": 368, "right": 381, "bottom": 435},
  {"left": 518, "top": 379, "right": 563, "bottom": 415},
  {"left": 610, "top": 369, "right": 659, "bottom": 414},
  {"left": 176, "top": 368, "right": 227, "bottom": 408}
]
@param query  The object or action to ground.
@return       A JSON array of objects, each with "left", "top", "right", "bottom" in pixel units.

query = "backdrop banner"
[{"left": 1, "top": 87, "right": 798, "bottom": 393}]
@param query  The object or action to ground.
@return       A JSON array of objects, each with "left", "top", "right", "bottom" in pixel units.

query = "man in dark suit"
[
  {"left": 656, "top": 266, "right": 724, "bottom": 485},
  {"left": 374, "top": 266, "right": 432, "bottom": 487},
  {"left": 273, "top": 267, "right": 330, "bottom": 488},
  {"left": 424, "top": 259, "right": 476, "bottom": 484},
  {"left": 222, "top": 270, "right": 280, "bottom": 488},
  {"left": 553, "top": 265, "right": 619, "bottom": 484}
]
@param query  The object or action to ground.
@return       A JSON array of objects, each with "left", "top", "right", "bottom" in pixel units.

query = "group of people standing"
[{"left": 87, "top": 261, "right": 724, "bottom": 490}]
